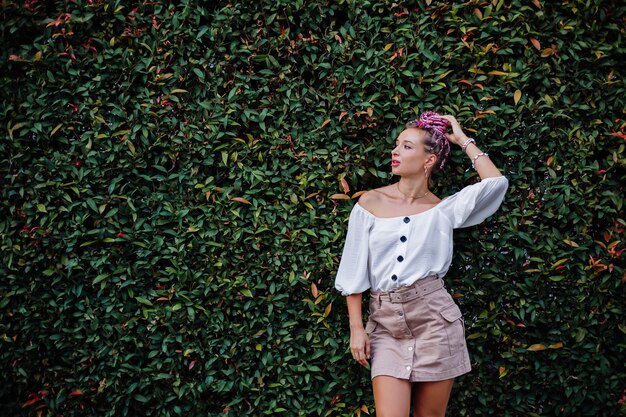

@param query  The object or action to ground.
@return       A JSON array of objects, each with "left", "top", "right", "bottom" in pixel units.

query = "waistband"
[{"left": 370, "top": 275, "right": 444, "bottom": 303}]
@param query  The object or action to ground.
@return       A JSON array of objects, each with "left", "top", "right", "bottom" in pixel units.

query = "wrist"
[
  {"left": 349, "top": 323, "right": 365, "bottom": 331},
  {"left": 471, "top": 152, "right": 489, "bottom": 169},
  {"left": 461, "top": 137, "right": 476, "bottom": 152}
]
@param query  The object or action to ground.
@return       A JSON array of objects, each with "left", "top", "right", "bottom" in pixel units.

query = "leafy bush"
[{"left": 1, "top": 0, "right": 624, "bottom": 416}]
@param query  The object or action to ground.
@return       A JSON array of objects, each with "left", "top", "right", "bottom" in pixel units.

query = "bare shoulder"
[
  {"left": 355, "top": 190, "right": 378, "bottom": 212},
  {"left": 357, "top": 185, "right": 395, "bottom": 213},
  {"left": 430, "top": 194, "right": 442, "bottom": 204}
]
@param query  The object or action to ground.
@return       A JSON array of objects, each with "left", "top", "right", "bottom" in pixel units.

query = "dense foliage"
[{"left": 1, "top": 0, "right": 624, "bottom": 416}]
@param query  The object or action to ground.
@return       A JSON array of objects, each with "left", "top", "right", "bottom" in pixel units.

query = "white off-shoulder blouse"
[{"left": 335, "top": 176, "right": 509, "bottom": 296}]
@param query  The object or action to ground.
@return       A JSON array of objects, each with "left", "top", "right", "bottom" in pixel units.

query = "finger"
[
  {"left": 441, "top": 115, "right": 457, "bottom": 125},
  {"left": 444, "top": 133, "right": 458, "bottom": 145}
]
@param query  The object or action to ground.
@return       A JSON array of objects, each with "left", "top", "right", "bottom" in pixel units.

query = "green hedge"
[{"left": 1, "top": 0, "right": 624, "bottom": 416}]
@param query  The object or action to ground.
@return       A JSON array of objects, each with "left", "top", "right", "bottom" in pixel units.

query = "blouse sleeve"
[
  {"left": 334, "top": 203, "right": 375, "bottom": 296},
  {"left": 438, "top": 176, "right": 509, "bottom": 229}
]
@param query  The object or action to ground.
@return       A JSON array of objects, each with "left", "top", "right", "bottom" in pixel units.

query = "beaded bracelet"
[
  {"left": 471, "top": 152, "right": 489, "bottom": 169},
  {"left": 461, "top": 137, "right": 476, "bottom": 152}
]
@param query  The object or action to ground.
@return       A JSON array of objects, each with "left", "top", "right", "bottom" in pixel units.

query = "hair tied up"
[{"left": 406, "top": 111, "right": 451, "bottom": 171}]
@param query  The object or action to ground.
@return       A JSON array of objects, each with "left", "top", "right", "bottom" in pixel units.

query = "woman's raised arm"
[{"left": 441, "top": 115, "right": 504, "bottom": 180}]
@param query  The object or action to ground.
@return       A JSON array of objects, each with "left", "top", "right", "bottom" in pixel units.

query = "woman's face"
[{"left": 391, "top": 128, "right": 435, "bottom": 177}]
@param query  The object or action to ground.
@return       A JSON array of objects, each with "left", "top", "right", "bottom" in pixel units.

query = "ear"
[{"left": 424, "top": 153, "right": 438, "bottom": 171}]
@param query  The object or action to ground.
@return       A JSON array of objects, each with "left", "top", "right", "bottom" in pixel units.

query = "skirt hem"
[{"left": 371, "top": 363, "right": 471, "bottom": 382}]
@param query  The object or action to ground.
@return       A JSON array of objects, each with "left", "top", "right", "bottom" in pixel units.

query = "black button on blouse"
[
  {"left": 397, "top": 256, "right": 404, "bottom": 262},
  {"left": 391, "top": 274, "right": 398, "bottom": 281},
  {"left": 403, "top": 217, "right": 410, "bottom": 223},
  {"left": 400, "top": 236, "right": 407, "bottom": 242}
]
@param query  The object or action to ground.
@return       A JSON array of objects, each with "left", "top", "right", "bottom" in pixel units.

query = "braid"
[{"left": 405, "top": 111, "right": 451, "bottom": 172}]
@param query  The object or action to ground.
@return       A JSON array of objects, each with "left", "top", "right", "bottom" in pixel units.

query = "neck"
[{"left": 397, "top": 176, "right": 430, "bottom": 201}]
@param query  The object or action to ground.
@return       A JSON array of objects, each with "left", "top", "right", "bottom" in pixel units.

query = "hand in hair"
[{"left": 440, "top": 115, "right": 470, "bottom": 147}]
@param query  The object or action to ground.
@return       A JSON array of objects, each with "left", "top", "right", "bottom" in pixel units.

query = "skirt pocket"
[{"left": 440, "top": 303, "right": 465, "bottom": 356}]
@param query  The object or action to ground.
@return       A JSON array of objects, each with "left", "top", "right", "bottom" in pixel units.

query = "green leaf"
[
  {"left": 86, "top": 198, "right": 98, "bottom": 213},
  {"left": 93, "top": 274, "right": 108, "bottom": 284},
  {"left": 135, "top": 297, "right": 153, "bottom": 306}
]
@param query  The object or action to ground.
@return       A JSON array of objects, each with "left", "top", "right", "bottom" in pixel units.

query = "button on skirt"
[{"left": 365, "top": 275, "right": 471, "bottom": 382}]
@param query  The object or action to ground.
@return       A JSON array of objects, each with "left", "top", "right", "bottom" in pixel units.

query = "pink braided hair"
[{"left": 406, "top": 111, "right": 451, "bottom": 171}]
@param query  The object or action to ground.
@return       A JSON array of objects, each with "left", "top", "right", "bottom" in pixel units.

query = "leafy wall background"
[{"left": 1, "top": 0, "right": 624, "bottom": 416}]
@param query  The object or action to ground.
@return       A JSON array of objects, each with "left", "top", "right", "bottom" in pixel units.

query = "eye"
[{"left": 404, "top": 145, "right": 412, "bottom": 149}]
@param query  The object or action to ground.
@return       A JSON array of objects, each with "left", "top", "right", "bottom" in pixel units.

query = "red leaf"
[
  {"left": 23, "top": 394, "right": 41, "bottom": 407},
  {"left": 341, "top": 178, "right": 350, "bottom": 193},
  {"left": 231, "top": 197, "right": 251, "bottom": 205},
  {"left": 530, "top": 37, "right": 541, "bottom": 50},
  {"left": 527, "top": 343, "right": 547, "bottom": 351},
  {"left": 69, "top": 390, "right": 83, "bottom": 397}
]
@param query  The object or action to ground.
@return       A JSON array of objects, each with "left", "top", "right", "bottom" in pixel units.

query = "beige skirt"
[{"left": 366, "top": 275, "right": 471, "bottom": 382}]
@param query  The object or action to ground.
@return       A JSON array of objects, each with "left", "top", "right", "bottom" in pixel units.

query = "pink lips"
[{"left": 392, "top": 160, "right": 400, "bottom": 167}]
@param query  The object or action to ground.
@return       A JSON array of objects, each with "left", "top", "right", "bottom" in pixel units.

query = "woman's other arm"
[{"left": 347, "top": 293, "right": 370, "bottom": 366}]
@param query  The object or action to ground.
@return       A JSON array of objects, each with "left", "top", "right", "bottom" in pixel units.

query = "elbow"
[
  {"left": 499, "top": 176, "right": 509, "bottom": 193},
  {"left": 492, "top": 176, "right": 509, "bottom": 203},
  {"left": 486, "top": 175, "right": 509, "bottom": 193}
]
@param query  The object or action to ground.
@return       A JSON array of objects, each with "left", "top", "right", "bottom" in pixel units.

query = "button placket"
[
  {"left": 394, "top": 304, "right": 412, "bottom": 338},
  {"left": 404, "top": 340, "right": 412, "bottom": 375},
  {"left": 405, "top": 340, "right": 416, "bottom": 379},
  {"left": 404, "top": 343, "right": 413, "bottom": 376},
  {"left": 393, "top": 216, "right": 411, "bottom": 283}
]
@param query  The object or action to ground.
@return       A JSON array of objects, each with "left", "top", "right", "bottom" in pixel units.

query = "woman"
[{"left": 335, "top": 112, "right": 508, "bottom": 417}]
